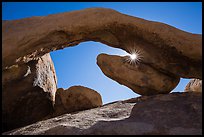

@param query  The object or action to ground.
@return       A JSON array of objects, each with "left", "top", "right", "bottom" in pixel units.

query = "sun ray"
[{"left": 124, "top": 47, "right": 144, "bottom": 66}]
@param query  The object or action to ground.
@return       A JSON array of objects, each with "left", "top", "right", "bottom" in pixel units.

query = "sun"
[
  {"left": 124, "top": 48, "right": 143, "bottom": 65},
  {"left": 129, "top": 53, "right": 137, "bottom": 60}
]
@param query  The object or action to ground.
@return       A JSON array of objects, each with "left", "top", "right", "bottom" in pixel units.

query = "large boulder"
[
  {"left": 3, "top": 92, "right": 202, "bottom": 135},
  {"left": 97, "top": 53, "right": 180, "bottom": 95},
  {"left": 185, "top": 79, "right": 202, "bottom": 92},
  {"left": 49, "top": 86, "right": 102, "bottom": 118},
  {"left": 2, "top": 8, "right": 202, "bottom": 79},
  {"left": 2, "top": 53, "right": 57, "bottom": 132}
]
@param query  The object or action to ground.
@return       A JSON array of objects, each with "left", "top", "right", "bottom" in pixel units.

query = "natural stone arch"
[
  {"left": 2, "top": 7, "right": 202, "bottom": 132},
  {"left": 2, "top": 8, "right": 202, "bottom": 79}
]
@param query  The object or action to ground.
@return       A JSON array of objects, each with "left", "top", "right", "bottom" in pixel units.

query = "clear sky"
[{"left": 2, "top": 2, "right": 202, "bottom": 104}]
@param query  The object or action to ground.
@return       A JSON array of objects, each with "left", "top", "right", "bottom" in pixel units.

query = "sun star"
[
  {"left": 130, "top": 53, "right": 137, "bottom": 60},
  {"left": 125, "top": 48, "right": 143, "bottom": 65}
]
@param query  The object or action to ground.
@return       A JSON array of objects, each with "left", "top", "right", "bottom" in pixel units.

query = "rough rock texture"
[
  {"left": 2, "top": 8, "right": 202, "bottom": 79},
  {"left": 48, "top": 86, "right": 102, "bottom": 118},
  {"left": 97, "top": 53, "right": 180, "bottom": 95},
  {"left": 185, "top": 79, "right": 202, "bottom": 92},
  {"left": 2, "top": 53, "right": 57, "bottom": 132},
  {"left": 3, "top": 92, "right": 202, "bottom": 135},
  {"left": 2, "top": 7, "right": 202, "bottom": 134}
]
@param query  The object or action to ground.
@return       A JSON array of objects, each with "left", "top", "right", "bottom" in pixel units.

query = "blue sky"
[{"left": 2, "top": 2, "right": 202, "bottom": 104}]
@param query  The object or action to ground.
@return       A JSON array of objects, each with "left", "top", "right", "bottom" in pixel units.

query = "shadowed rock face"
[
  {"left": 2, "top": 53, "right": 57, "bottom": 132},
  {"left": 97, "top": 53, "right": 180, "bottom": 95},
  {"left": 3, "top": 92, "right": 202, "bottom": 135},
  {"left": 2, "top": 8, "right": 202, "bottom": 79}
]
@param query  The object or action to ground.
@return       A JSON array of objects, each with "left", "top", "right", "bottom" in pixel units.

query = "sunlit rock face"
[
  {"left": 47, "top": 86, "right": 102, "bottom": 118},
  {"left": 97, "top": 53, "right": 180, "bottom": 95},
  {"left": 2, "top": 8, "right": 202, "bottom": 79},
  {"left": 2, "top": 92, "right": 202, "bottom": 135},
  {"left": 2, "top": 53, "right": 57, "bottom": 132},
  {"left": 185, "top": 79, "right": 202, "bottom": 92}
]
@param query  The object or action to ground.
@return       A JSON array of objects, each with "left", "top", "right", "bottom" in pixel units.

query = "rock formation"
[
  {"left": 2, "top": 8, "right": 202, "bottom": 80},
  {"left": 49, "top": 86, "right": 102, "bottom": 118},
  {"left": 97, "top": 53, "right": 180, "bottom": 95},
  {"left": 185, "top": 79, "right": 202, "bottom": 92},
  {"left": 2, "top": 53, "right": 57, "bottom": 132},
  {"left": 2, "top": 8, "right": 202, "bottom": 134},
  {"left": 3, "top": 92, "right": 202, "bottom": 135}
]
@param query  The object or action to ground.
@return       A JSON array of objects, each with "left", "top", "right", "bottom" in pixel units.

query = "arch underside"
[{"left": 2, "top": 8, "right": 202, "bottom": 79}]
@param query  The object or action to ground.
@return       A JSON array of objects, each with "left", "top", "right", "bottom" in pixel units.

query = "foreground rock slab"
[{"left": 3, "top": 92, "right": 202, "bottom": 135}]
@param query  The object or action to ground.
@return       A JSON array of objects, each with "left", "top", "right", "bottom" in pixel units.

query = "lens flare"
[
  {"left": 125, "top": 48, "right": 143, "bottom": 65},
  {"left": 130, "top": 53, "right": 137, "bottom": 60}
]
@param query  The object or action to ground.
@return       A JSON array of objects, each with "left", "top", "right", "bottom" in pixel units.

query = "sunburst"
[{"left": 125, "top": 48, "right": 143, "bottom": 65}]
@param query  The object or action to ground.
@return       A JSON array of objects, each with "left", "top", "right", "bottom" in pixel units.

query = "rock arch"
[
  {"left": 2, "top": 8, "right": 202, "bottom": 79},
  {"left": 2, "top": 8, "right": 202, "bottom": 132}
]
